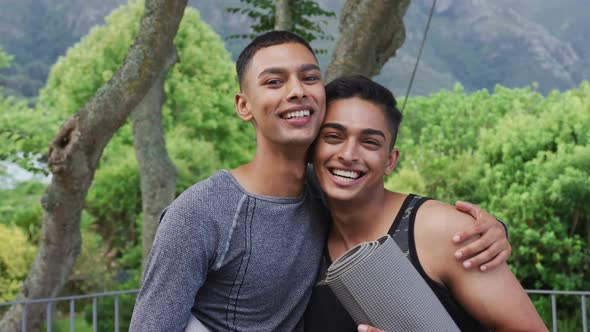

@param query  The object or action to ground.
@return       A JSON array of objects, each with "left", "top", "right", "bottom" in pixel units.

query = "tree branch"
[
  {"left": 326, "top": 0, "right": 410, "bottom": 82},
  {"left": 275, "top": 0, "right": 295, "bottom": 31},
  {"left": 0, "top": 0, "right": 187, "bottom": 330}
]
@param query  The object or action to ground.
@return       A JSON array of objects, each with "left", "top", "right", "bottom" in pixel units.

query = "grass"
[{"left": 41, "top": 313, "right": 92, "bottom": 332}]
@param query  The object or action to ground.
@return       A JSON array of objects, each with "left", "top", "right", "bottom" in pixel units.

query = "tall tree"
[
  {"left": 30, "top": 3, "right": 251, "bottom": 277},
  {"left": 226, "top": 0, "right": 335, "bottom": 51},
  {"left": 0, "top": 0, "right": 188, "bottom": 330},
  {"left": 325, "top": 0, "right": 411, "bottom": 82},
  {"left": 36, "top": 3, "right": 252, "bottom": 271},
  {"left": 226, "top": 0, "right": 410, "bottom": 76},
  {"left": 131, "top": 58, "right": 178, "bottom": 270},
  {"left": 275, "top": 0, "right": 295, "bottom": 30}
]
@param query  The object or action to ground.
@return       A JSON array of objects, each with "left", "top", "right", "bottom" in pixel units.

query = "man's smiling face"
[
  {"left": 313, "top": 96, "right": 399, "bottom": 202},
  {"left": 235, "top": 42, "right": 326, "bottom": 148}
]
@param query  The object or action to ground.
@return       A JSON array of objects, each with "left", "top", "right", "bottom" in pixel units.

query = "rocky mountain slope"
[{"left": 0, "top": 0, "right": 587, "bottom": 98}]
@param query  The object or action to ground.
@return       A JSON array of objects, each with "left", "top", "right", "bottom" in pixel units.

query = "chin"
[
  {"left": 282, "top": 133, "right": 318, "bottom": 146},
  {"left": 322, "top": 186, "right": 363, "bottom": 203}
]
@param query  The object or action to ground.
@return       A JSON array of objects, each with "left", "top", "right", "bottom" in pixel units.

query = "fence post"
[
  {"left": 70, "top": 299, "right": 75, "bottom": 332},
  {"left": 93, "top": 296, "right": 98, "bottom": 332},
  {"left": 21, "top": 304, "right": 27, "bottom": 332},
  {"left": 46, "top": 301, "right": 53, "bottom": 332},
  {"left": 114, "top": 294, "right": 120, "bottom": 332},
  {"left": 582, "top": 295, "right": 587, "bottom": 332},
  {"left": 551, "top": 294, "right": 557, "bottom": 332}
]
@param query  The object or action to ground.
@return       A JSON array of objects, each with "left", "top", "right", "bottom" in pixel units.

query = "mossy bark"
[
  {"left": 131, "top": 50, "right": 178, "bottom": 272},
  {"left": 0, "top": 0, "right": 187, "bottom": 330},
  {"left": 275, "top": 0, "right": 295, "bottom": 31},
  {"left": 326, "top": 0, "right": 410, "bottom": 82}
]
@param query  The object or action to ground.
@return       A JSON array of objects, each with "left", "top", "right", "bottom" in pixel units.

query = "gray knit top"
[{"left": 130, "top": 170, "right": 327, "bottom": 331}]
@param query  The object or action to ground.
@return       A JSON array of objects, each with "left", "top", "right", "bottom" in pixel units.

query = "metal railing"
[
  {"left": 0, "top": 289, "right": 588, "bottom": 331},
  {"left": 526, "top": 290, "right": 589, "bottom": 332},
  {"left": 0, "top": 289, "right": 139, "bottom": 332}
]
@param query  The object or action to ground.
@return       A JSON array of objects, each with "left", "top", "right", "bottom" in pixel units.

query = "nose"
[
  {"left": 286, "top": 77, "right": 306, "bottom": 101},
  {"left": 337, "top": 139, "right": 359, "bottom": 163}
]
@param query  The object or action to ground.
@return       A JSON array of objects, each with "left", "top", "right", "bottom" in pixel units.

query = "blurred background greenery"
[{"left": 0, "top": 0, "right": 588, "bottom": 330}]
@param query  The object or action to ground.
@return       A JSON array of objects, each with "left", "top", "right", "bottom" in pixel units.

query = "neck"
[
  {"left": 327, "top": 190, "right": 406, "bottom": 261},
  {"left": 232, "top": 138, "right": 310, "bottom": 197},
  {"left": 328, "top": 187, "right": 389, "bottom": 249}
]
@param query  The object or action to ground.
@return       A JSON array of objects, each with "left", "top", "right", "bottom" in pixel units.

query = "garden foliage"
[
  {"left": 0, "top": 3, "right": 587, "bottom": 328},
  {"left": 387, "top": 82, "right": 590, "bottom": 292}
]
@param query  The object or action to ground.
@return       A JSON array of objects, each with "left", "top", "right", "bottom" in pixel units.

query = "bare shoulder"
[
  {"left": 413, "top": 200, "right": 478, "bottom": 284},
  {"left": 415, "top": 200, "right": 547, "bottom": 330},
  {"left": 416, "top": 199, "right": 476, "bottom": 240}
]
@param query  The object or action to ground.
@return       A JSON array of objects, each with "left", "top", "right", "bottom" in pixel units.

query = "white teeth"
[
  {"left": 332, "top": 169, "right": 360, "bottom": 179},
  {"left": 334, "top": 175, "right": 356, "bottom": 182},
  {"left": 283, "top": 109, "right": 311, "bottom": 119}
]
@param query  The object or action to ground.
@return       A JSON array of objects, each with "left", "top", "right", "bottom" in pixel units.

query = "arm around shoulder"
[{"left": 415, "top": 201, "right": 547, "bottom": 332}]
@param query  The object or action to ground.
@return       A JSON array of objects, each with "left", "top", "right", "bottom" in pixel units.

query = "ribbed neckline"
[{"left": 218, "top": 169, "right": 307, "bottom": 204}]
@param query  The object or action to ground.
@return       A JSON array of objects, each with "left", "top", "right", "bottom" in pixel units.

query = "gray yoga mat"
[{"left": 326, "top": 235, "right": 460, "bottom": 331}]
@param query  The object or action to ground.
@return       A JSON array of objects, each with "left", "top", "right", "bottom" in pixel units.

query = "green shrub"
[
  {"left": 83, "top": 273, "right": 140, "bottom": 332},
  {"left": 0, "top": 224, "right": 36, "bottom": 302},
  {"left": 0, "top": 181, "right": 44, "bottom": 241},
  {"left": 385, "top": 82, "right": 590, "bottom": 326}
]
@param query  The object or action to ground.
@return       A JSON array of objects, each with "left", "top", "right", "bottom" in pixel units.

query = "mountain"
[
  {"left": 0, "top": 0, "right": 588, "bottom": 99},
  {"left": 0, "top": 0, "right": 128, "bottom": 98},
  {"left": 376, "top": 0, "right": 590, "bottom": 96}
]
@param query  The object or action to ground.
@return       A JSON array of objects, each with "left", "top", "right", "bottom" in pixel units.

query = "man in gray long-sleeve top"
[
  {"left": 130, "top": 31, "right": 511, "bottom": 331},
  {"left": 130, "top": 31, "right": 329, "bottom": 332},
  {"left": 132, "top": 169, "right": 327, "bottom": 331}
]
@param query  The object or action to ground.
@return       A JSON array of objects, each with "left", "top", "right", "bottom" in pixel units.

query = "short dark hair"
[
  {"left": 236, "top": 31, "right": 317, "bottom": 89},
  {"left": 325, "top": 75, "right": 403, "bottom": 149}
]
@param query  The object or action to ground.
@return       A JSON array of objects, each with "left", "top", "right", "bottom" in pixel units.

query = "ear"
[
  {"left": 235, "top": 93, "right": 253, "bottom": 122},
  {"left": 384, "top": 148, "right": 400, "bottom": 176}
]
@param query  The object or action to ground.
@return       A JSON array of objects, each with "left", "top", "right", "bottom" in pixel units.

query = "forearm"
[
  {"left": 494, "top": 319, "right": 548, "bottom": 332},
  {"left": 449, "top": 264, "right": 546, "bottom": 331}
]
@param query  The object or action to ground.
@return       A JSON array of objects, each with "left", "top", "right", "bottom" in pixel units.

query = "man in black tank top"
[{"left": 305, "top": 76, "right": 546, "bottom": 331}]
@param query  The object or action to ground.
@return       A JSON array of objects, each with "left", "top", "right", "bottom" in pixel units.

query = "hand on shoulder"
[{"left": 413, "top": 200, "right": 479, "bottom": 284}]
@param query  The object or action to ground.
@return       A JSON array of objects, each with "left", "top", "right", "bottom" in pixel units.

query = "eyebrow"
[
  {"left": 321, "top": 123, "right": 345, "bottom": 131},
  {"left": 321, "top": 123, "right": 386, "bottom": 139},
  {"left": 257, "top": 63, "right": 321, "bottom": 78},
  {"left": 361, "top": 128, "right": 386, "bottom": 139}
]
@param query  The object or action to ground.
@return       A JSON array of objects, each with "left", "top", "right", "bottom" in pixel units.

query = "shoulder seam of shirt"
[
  {"left": 214, "top": 193, "right": 248, "bottom": 271},
  {"left": 231, "top": 197, "right": 256, "bottom": 329}
]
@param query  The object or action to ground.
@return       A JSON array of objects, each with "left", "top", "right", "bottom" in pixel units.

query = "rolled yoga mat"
[{"left": 326, "top": 235, "right": 460, "bottom": 331}]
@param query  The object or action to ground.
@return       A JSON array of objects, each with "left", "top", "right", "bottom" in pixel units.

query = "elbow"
[
  {"left": 526, "top": 322, "right": 549, "bottom": 332},
  {"left": 490, "top": 306, "right": 548, "bottom": 332},
  {"left": 522, "top": 315, "right": 549, "bottom": 332}
]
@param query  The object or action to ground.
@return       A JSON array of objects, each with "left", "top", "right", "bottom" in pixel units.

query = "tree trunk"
[
  {"left": 325, "top": 0, "right": 410, "bottom": 82},
  {"left": 275, "top": 0, "right": 295, "bottom": 31},
  {"left": 0, "top": 0, "right": 187, "bottom": 330},
  {"left": 131, "top": 55, "right": 178, "bottom": 271}
]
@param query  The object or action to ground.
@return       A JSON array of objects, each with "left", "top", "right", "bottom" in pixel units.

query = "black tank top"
[{"left": 304, "top": 194, "right": 489, "bottom": 331}]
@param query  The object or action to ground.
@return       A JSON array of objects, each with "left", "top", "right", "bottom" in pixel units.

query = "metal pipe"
[
  {"left": 70, "top": 299, "right": 75, "bottom": 332},
  {"left": 46, "top": 301, "right": 53, "bottom": 332},
  {"left": 93, "top": 296, "right": 98, "bottom": 332},
  {"left": 0, "top": 289, "right": 140, "bottom": 307},
  {"left": 21, "top": 304, "right": 27, "bottom": 332},
  {"left": 582, "top": 295, "right": 587, "bottom": 332},
  {"left": 115, "top": 294, "right": 120, "bottom": 332},
  {"left": 551, "top": 294, "right": 557, "bottom": 332}
]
